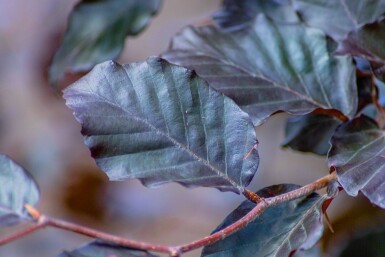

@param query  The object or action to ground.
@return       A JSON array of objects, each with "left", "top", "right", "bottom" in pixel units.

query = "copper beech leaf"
[
  {"left": 336, "top": 19, "right": 385, "bottom": 82},
  {"left": 337, "top": 19, "right": 385, "bottom": 62},
  {"left": 213, "top": 0, "right": 385, "bottom": 41},
  {"left": 163, "top": 15, "right": 357, "bottom": 126},
  {"left": 0, "top": 154, "right": 39, "bottom": 227},
  {"left": 57, "top": 241, "right": 159, "bottom": 257},
  {"left": 328, "top": 115, "right": 385, "bottom": 208},
  {"left": 213, "top": 0, "right": 299, "bottom": 31},
  {"left": 64, "top": 57, "right": 259, "bottom": 193},
  {"left": 292, "top": 0, "right": 385, "bottom": 41},
  {"left": 49, "top": 0, "right": 161, "bottom": 85},
  {"left": 201, "top": 184, "right": 327, "bottom": 257},
  {"left": 283, "top": 114, "right": 342, "bottom": 155}
]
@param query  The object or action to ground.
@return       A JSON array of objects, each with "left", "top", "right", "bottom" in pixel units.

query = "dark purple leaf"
[
  {"left": 283, "top": 114, "right": 342, "bottom": 155},
  {"left": 49, "top": 0, "right": 162, "bottom": 85},
  {"left": 64, "top": 57, "right": 259, "bottom": 193},
  {"left": 163, "top": 15, "right": 357, "bottom": 126},
  {"left": 336, "top": 18, "right": 385, "bottom": 82},
  {"left": 57, "top": 241, "right": 159, "bottom": 257},
  {"left": 336, "top": 18, "right": 385, "bottom": 62},
  {"left": 328, "top": 115, "right": 385, "bottom": 208},
  {"left": 213, "top": 0, "right": 299, "bottom": 31},
  {"left": 201, "top": 184, "right": 327, "bottom": 257},
  {"left": 293, "top": 0, "right": 385, "bottom": 41},
  {"left": 0, "top": 155, "right": 39, "bottom": 227},
  {"left": 334, "top": 227, "right": 385, "bottom": 257}
]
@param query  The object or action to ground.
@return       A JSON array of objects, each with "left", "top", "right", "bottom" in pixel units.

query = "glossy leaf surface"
[
  {"left": 213, "top": 0, "right": 299, "bottom": 31},
  {"left": 328, "top": 116, "right": 385, "bottom": 208},
  {"left": 0, "top": 155, "right": 39, "bottom": 227},
  {"left": 201, "top": 184, "right": 327, "bottom": 257},
  {"left": 164, "top": 15, "right": 357, "bottom": 126},
  {"left": 64, "top": 57, "right": 259, "bottom": 193},
  {"left": 57, "top": 241, "right": 159, "bottom": 257},
  {"left": 49, "top": 0, "right": 161, "bottom": 84},
  {"left": 283, "top": 114, "right": 342, "bottom": 155},
  {"left": 293, "top": 0, "right": 385, "bottom": 40}
]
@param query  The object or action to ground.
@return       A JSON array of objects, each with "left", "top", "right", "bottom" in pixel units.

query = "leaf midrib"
[
  {"left": 272, "top": 196, "right": 324, "bottom": 256},
  {"left": 72, "top": 87, "right": 243, "bottom": 192}
]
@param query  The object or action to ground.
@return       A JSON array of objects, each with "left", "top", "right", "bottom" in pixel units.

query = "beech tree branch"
[
  {"left": 0, "top": 219, "right": 48, "bottom": 246},
  {"left": 0, "top": 172, "right": 337, "bottom": 256}
]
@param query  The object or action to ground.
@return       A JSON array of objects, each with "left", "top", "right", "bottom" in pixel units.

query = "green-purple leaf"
[
  {"left": 0, "top": 155, "right": 39, "bottom": 227},
  {"left": 57, "top": 241, "right": 159, "bottom": 257},
  {"left": 201, "top": 184, "right": 327, "bottom": 257},
  {"left": 328, "top": 115, "right": 385, "bottom": 208},
  {"left": 49, "top": 0, "right": 161, "bottom": 85},
  {"left": 64, "top": 57, "right": 259, "bottom": 193},
  {"left": 283, "top": 114, "right": 342, "bottom": 155},
  {"left": 163, "top": 15, "right": 357, "bottom": 126}
]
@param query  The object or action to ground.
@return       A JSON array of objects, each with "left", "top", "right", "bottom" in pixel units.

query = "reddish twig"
[
  {"left": 45, "top": 217, "right": 173, "bottom": 254},
  {"left": 0, "top": 172, "right": 337, "bottom": 256},
  {"left": 0, "top": 218, "right": 48, "bottom": 246}
]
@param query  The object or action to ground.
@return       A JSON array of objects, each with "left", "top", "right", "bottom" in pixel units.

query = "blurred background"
[{"left": 0, "top": 1, "right": 383, "bottom": 256}]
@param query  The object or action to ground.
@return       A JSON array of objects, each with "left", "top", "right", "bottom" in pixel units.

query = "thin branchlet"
[{"left": 0, "top": 172, "right": 337, "bottom": 256}]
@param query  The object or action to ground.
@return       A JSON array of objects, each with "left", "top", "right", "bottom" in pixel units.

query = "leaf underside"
[
  {"left": 64, "top": 57, "right": 259, "bottom": 193},
  {"left": 328, "top": 115, "right": 385, "bottom": 208},
  {"left": 49, "top": 0, "right": 161, "bottom": 85},
  {"left": 163, "top": 15, "right": 357, "bottom": 126},
  {"left": 0, "top": 154, "right": 39, "bottom": 227},
  {"left": 283, "top": 114, "right": 342, "bottom": 155},
  {"left": 201, "top": 184, "right": 327, "bottom": 257},
  {"left": 57, "top": 241, "right": 159, "bottom": 257}
]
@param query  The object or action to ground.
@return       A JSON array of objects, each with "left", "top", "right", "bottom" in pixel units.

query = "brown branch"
[
  {"left": 2, "top": 172, "right": 337, "bottom": 256},
  {"left": 0, "top": 218, "right": 48, "bottom": 246},
  {"left": 44, "top": 216, "right": 174, "bottom": 254}
]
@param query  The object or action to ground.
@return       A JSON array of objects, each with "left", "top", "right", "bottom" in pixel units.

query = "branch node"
[
  {"left": 169, "top": 247, "right": 182, "bottom": 257},
  {"left": 243, "top": 189, "right": 265, "bottom": 204}
]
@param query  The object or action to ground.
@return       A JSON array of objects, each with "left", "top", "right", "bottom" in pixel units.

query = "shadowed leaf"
[
  {"left": 213, "top": 0, "right": 299, "bottom": 31},
  {"left": 283, "top": 114, "right": 342, "bottom": 155},
  {"left": 0, "top": 155, "right": 39, "bottom": 227},
  {"left": 163, "top": 15, "right": 357, "bottom": 126},
  {"left": 328, "top": 115, "right": 385, "bottom": 208},
  {"left": 64, "top": 57, "right": 259, "bottom": 193},
  {"left": 201, "top": 184, "right": 327, "bottom": 257},
  {"left": 57, "top": 241, "right": 159, "bottom": 257},
  {"left": 49, "top": 0, "right": 161, "bottom": 85},
  {"left": 336, "top": 19, "right": 385, "bottom": 82},
  {"left": 337, "top": 19, "right": 385, "bottom": 62},
  {"left": 292, "top": 0, "right": 385, "bottom": 40},
  {"left": 335, "top": 226, "right": 385, "bottom": 257}
]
